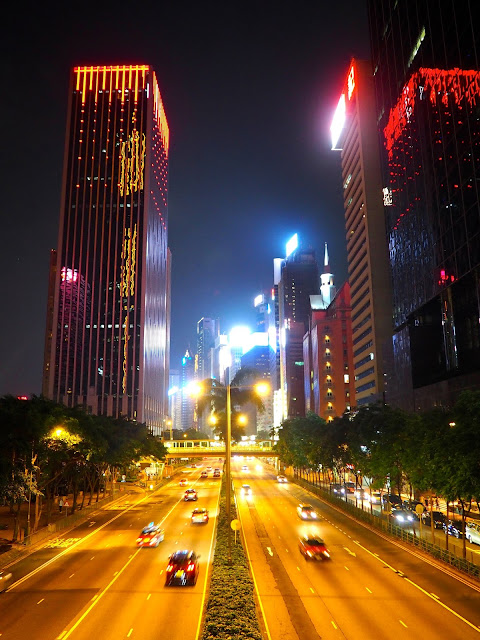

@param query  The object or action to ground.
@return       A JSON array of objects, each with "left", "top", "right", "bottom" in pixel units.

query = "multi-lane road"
[{"left": 1, "top": 458, "right": 480, "bottom": 640}]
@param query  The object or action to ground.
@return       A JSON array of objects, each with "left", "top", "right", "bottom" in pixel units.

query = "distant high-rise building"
[
  {"left": 42, "top": 65, "right": 170, "bottom": 434},
  {"left": 196, "top": 318, "right": 218, "bottom": 382},
  {"left": 330, "top": 59, "right": 392, "bottom": 408},
  {"left": 277, "top": 234, "right": 321, "bottom": 419},
  {"left": 180, "top": 349, "right": 195, "bottom": 430},
  {"left": 368, "top": 0, "right": 480, "bottom": 410}
]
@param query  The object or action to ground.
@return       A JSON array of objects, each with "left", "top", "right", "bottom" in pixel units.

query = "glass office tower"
[
  {"left": 368, "top": 1, "right": 480, "bottom": 410},
  {"left": 43, "top": 65, "right": 170, "bottom": 434}
]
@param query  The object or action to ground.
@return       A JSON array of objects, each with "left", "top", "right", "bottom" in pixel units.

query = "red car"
[
  {"left": 298, "top": 536, "right": 330, "bottom": 561},
  {"left": 136, "top": 523, "right": 165, "bottom": 547},
  {"left": 184, "top": 488, "right": 198, "bottom": 501}
]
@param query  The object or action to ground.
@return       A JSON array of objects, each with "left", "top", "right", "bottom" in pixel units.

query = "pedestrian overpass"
[{"left": 163, "top": 439, "right": 277, "bottom": 459}]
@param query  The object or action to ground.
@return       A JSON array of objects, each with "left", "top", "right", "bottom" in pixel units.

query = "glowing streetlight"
[
  {"left": 225, "top": 381, "right": 270, "bottom": 564},
  {"left": 237, "top": 414, "right": 247, "bottom": 426}
]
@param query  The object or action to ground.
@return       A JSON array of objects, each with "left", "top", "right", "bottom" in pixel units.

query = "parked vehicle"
[
  {"left": 443, "top": 520, "right": 463, "bottom": 538},
  {"left": 466, "top": 522, "right": 480, "bottom": 545},
  {"left": 421, "top": 510, "right": 446, "bottom": 528}
]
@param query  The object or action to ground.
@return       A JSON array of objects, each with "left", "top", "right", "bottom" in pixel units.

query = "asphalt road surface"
[
  {"left": 233, "top": 457, "right": 480, "bottom": 640},
  {"left": 0, "top": 464, "right": 222, "bottom": 640}
]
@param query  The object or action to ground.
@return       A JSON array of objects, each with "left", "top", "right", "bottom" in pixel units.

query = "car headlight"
[{"left": 396, "top": 514, "right": 405, "bottom": 521}]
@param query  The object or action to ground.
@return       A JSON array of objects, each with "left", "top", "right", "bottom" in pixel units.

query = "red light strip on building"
[
  {"left": 73, "top": 65, "right": 150, "bottom": 104},
  {"left": 152, "top": 71, "right": 170, "bottom": 157},
  {"left": 384, "top": 67, "right": 480, "bottom": 158}
]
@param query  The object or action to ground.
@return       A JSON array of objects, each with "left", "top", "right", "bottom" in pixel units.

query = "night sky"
[{"left": 0, "top": 1, "right": 370, "bottom": 396}]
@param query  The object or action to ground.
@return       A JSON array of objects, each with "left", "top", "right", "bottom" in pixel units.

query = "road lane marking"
[
  {"left": 297, "top": 566, "right": 300, "bottom": 571},
  {"left": 37, "top": 599, "right": 44, "bottom": 604},
  {"left": 56, "top": 547, "right": 143, "bottom": 639},
  {"left": 366, "top": 587, "right": 372, "bottom": 593},
  {"left": 431, "top": 593, "right": 439, "bottom": 599},
  {"left": 399, "top": 620, "right": 407, "bottom": 628},
  {"left": 127, "top": 630, "right": 133, "bottom": 638},
  {"left": 331, "top": 621, "right": 337, "bottom": 630},
  {"left": 147, "top": 593, "right": 151, "bottom": 600},
  {"left": 344, "top": 566, "right": 349, "bottom": 571},
  {"left": 310, "top": 588, "right": 315, "bottom": 594},
  {"left": 90, "top": 556, "right": 95, "bottom": 560},
  {"left": 343, "top": 547, "right": 356, "bottom": 557},
  {"left": 69, "top": 574, "right": 75, "bottom": 579},
  {"left": 266, "top": 547, "right": 273, "bottom": 556},
  {"left": 88, "top": 522, "right": 96, "bottom": 527},
  {"left": 349, "top": 536, "right": 480, "bottom": 633}
]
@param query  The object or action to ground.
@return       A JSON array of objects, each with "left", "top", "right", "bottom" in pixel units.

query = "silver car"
[
  {"left": 0, "top": 571, "right": 12, "bottom": 593},
  {"left": 466, "top": 522, "right": 480, "bottom": 545}
]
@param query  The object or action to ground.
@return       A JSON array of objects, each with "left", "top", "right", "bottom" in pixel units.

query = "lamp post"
[{"left": 226, "top": 384, "right": 233, "bottom": 564}]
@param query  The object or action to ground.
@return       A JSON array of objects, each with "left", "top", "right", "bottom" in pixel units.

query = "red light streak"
[{"left": 384, "top": 67, "right": 480, "bottom": 158}]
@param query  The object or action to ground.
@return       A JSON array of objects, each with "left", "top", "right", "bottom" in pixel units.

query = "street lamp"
[{"left": 225, "top": 381, "right": 269, "bottom": 564}]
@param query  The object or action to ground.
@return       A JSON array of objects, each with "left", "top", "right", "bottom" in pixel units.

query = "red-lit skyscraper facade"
[
  {"left": 369, "top": 1, "right": 480, "bottom": 410},
  {"left": 43, "top": 65, "right": 170, "bottom": 434}
]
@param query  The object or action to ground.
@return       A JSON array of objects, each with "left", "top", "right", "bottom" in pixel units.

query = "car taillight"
[
  {"left": 136, "top": 537, "right": 143, "bottom": 542},
  {"left": 187, "top": 563, "right": 195, "bottom": 571}
]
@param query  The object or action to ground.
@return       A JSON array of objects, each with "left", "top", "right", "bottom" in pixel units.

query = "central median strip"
[{"left": 200, "top": 476, "right": 263, "bottom": 640}]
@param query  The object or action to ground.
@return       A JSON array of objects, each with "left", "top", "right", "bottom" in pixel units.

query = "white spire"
[{"left": 324, "top": 242, "right": 329, "bottom": 269}]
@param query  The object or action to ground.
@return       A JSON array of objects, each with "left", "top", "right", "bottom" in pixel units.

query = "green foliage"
[
  {"left": 0, "top": 395, "right": 167, "bottom": 514},
  {"left": 274, "top": 392, "right": 480, "bottom": 507}
]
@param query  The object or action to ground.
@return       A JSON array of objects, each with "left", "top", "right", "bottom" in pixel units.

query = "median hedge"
[{"left": 201, "top": 477, "right": 263, "bottom": 640}]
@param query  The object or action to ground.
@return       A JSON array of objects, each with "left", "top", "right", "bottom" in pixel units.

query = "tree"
[{"left": 195, "top": 369, "right": 266, "bottom": 443}]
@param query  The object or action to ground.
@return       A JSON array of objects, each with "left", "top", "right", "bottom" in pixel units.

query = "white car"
[
  {"left": 241, "top": 465, "right": 249, "bottom": 472},
  {"left": 466, "top": 522, "right": 480, "bottom": 545},
  {"left": 277, "top": 475, "right": 288, "bottom": 483},
  {"left": 240, "top": 484, "right": 252, "bottom": 496},
  {"left": 191, "top": 508, "right": 209, "bottom": 524}
]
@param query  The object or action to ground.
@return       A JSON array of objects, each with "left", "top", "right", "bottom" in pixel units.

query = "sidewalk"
[{"left": 0, "top": 484, "right": 132, "bottom": 557}]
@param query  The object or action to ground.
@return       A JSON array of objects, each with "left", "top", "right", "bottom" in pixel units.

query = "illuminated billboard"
[
  {"left": 330, "top": 93, "right": 346, "bottom": 150},
  {"left": 330, "top": 61, "right": 356, "bottom": 151},
  {"left": 286, "top": 233, "right": 298, "bottom": 258}
]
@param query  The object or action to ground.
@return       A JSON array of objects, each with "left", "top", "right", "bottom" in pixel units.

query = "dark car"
[
  {"left": 165, "top": 550, "right": 200, "bottom": 586},
  {"left": 443, "top": 519, "right": 464, "bottom": 538},
  {"left": 382, "top": 494, "right": 403, "bottom": 508},
  {"left": 298, "top": 536, "right": 330, "bottom": 561},
  {"left": 184, "top": 489, "right": 198, "bottom": 501},
  {"left": 200, "top": 471, "right": 208, "bottom": 478},
  {"left": 389, "top": 508, "right": 417, "bottom": 527},
  {"left": 402, "top": 499, "right": 424, "bottom": 513},
  {"left": 421, "top": 510, "right": 446, "bottom": 528},
  {"left": 213, "top": 470, "right": 221, "bottom": 478},
  {"left": 330, "top": 483, "right": 345, "bottom": 495}
]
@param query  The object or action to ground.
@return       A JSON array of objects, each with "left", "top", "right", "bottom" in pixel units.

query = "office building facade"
[
  {"left": 278, "top": 235, "right": 321, "bottom": 419},
  {"left": 43, "top": 65, "right": 170, "bottom": 434},
  {"left": 368, "top": 0, "right": 480, "bottom": 410},
  {"left": 330, "top": 59, "right": 393, "bottom": 407},
  {"left": 304, "top": 282, "right": 355, "bottom": 421}
]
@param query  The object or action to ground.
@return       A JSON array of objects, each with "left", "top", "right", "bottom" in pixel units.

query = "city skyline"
[{"left": 0, "top": 1, "right": 369, "bottom": 397}]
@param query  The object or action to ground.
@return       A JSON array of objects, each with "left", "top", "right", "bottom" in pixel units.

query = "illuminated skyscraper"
[
  {"left": 330, "top": 59, "right": 393, "bottom": 407},
  {"left": 43, "top": 65, "right": 170, "bottom": 434},
  {"left": 277, "top": 234, "right": 321, "bottom": 419},
  {"left": 368, "top": 1, "right": 480, "bottom": 410}
]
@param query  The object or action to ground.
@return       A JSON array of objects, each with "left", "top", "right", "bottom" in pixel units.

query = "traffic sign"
[
  {"left": 63, "top": 500, "right": 69, "bottom": 507},
  {"left": 231, "top": 519, "right": 241, "bottom": 531}
]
